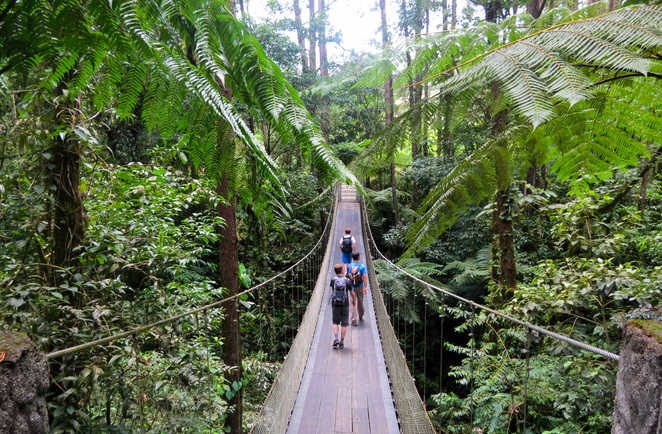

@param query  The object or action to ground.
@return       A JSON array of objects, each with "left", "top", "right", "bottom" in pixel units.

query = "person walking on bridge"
[
  {"left": 330, "top": 263, "right": 352, "bottom": 350},
  {"left": 338, "top": 227, "right": 356, "bottom": 274},
  {"left": 347, "top": 252, "right": 368, "bottom": 326}
]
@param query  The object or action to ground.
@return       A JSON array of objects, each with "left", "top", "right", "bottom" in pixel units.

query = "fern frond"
[{"left": 435, "top": 5, "right": 662, "bottom": 127}]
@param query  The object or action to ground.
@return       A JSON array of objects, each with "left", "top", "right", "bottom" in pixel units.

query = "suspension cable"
[
  {"left": 360, "top": 202, "right": 620, "bottom": 362},
  {"left": 47, "top": 191, "right": 335, "bottom": 360}
]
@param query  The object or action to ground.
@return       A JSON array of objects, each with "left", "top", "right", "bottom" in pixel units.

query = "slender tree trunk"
[
  {"left": 52, "top": 88, "right": 84, "bottom": 275},
  {"left": 318, "top": 0, "right": 328, "bottom": 77},
  {"left": 442, "top": 0, "right": 448, "bottom": 31},
  {"left": 494, "top": 187, "right": 517, "bottom": 289},
  {"left": 318, "top": 0, "right": 330, "bottom": 142},
  {"left": 216, "top": 119, "right": 243, "bottom": 434},
  {"left": 421, "top": 7, "right": 430, "bottom": 157},
  {"left": 526, "top": 0, "right": 546, "bottom": 18},
  {"left": 308, "top": 0, "right": 316, "bottom": 73},
  {"left": 380, "top": 0, "right": 398, "bottom": 224},
  {"left": 638, "top": 147, "right": 661, "bottom": 213},
  {"left": 216, "top": 4, "right": 242, "bottom": 432},
  {"left": 638, "top": 159, "right": 652, "bottom": 213},
  {"left": 293, "top": 0, "right": 308, "bottom": 72},
  {"left": 437, "top": 94, "right": 454, "bottom": 159},
  {"left": 490, "top": 83, "right": 516, "bottom": 292},
  {"left": 409, "top": 1, "right": 424, "bottom": 161},
  {"left": 451, "top": 0, "right": 457, "bottom": 30}
]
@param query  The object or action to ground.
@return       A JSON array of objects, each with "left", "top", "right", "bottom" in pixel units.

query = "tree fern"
[
  {"left": 402, "top": 127, "right": 526, "bottom": 259},
  {"left": 121, "top": 0, "right": 357, "bottom": 192},
  {"left": 435, "top": 5, "right": 662, "bottom": 127}
]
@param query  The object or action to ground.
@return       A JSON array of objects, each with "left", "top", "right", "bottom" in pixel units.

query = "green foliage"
[{"left": 438, "top": 6, "right": 662, "bottom": 127}]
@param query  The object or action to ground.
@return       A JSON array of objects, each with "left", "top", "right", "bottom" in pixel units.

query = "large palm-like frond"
[
  {"left": 434, "top": 5, "right": 662, "bottom": 127},
  {"left": 121, "top": 0, "right": 357, "bottom": 190},
  {"left": 400, "top": 6, "right": 661, "bottom": 258},
  {"left": 402, "top": 126, "right": 526, "bottom": 259}
]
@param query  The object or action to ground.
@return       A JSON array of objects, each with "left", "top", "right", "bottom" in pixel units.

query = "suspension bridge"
[{"left": 42, "top": 184, "right": 621, "bottom": 433}]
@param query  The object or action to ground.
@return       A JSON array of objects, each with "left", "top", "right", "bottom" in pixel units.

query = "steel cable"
[
  {"left": 361, "top": 206, "right": 619, "bottom": 362},
  {"left": 47, "top": 191, "right": 334, "bottom": 360}
]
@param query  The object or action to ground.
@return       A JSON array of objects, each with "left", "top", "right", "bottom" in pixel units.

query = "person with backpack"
[
  {"left": 346, "top": 252, "right": 368, "bottom": 326},
  {"left": 330, "top": 263, "right": 353, "bottom": 350},
  {"left": 338, "top": 227, "right": 356, "bottom": 274}
]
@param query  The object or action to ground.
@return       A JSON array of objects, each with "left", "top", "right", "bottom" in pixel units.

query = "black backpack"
[
  {"left": 331, "top": 276, "right": 349, "bottom": 306},
  {"left": 341, "top": 235, "right": 353, "bottom": 253},
  {"left": 347, "top": 264, "right": 361, "bottom": 287}
]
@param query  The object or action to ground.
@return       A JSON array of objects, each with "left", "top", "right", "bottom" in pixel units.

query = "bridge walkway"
[{"left": 287, "top": 185, "right": 399, "bottom": 434}]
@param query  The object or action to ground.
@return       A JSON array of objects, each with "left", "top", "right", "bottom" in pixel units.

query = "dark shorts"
[
  {"left": 332, "top": 303, "right": 349, "bottom": 326},
  {"left": 341, "top": 251, "right": 352, "bottom": 264}
]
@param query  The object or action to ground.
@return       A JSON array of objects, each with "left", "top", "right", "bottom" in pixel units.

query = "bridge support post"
[
  {"left": 0, "top": 332, "right": 49, "bottom": 434},
  {"left": 612, "top": 320, "right": 662, "bottom": 434}
]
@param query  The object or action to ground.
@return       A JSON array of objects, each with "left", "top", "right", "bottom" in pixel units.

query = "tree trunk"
[
  {"left": 380, "top": 0, "right": 399, "bottom": 224},
  {"left": 490, "top": 84, "right": 516, "bottom": 292},
  {"left": 638, "top": 159, "right": 651, "bottom": 213},
  {"left": 216, "top": 4, "right": 242, "bottom": 432},
  {"left": 442, "top": 0, "right": 448, "bottom": 31},
  {"left": 308, "top": 0, "right": 316, "bottom": 73},
  {"left": 526, "top": 0, "right": 545, "bottom": 18},
  {"left": 451, "top": 0, "right": 457, "bottom": 30},
  {"left": 318, "top": 0, "right": 328, "bottom": 77},
  {"left": 421, "top": 7, "right": 430, "bottom": 157},
  {"left": 318, "top": 0, "right": 329, "bottom": 142},
  {"left": 52, "top": 90, "right": 84, "bottom": 274},
  {"left": 216, "top": 119, "right": 243, "bottom": 434},
  {"left": 293, "top": 0, "right": 308, "bottom": 72},
  {"left": 485, "top": 0, "right": 502, "bottom": 22},
  {"left": 494, "top": 187, "right": 516, "bottom": 289},
  {"left": 437, "top": 94, "right": 454, "bottom": 159}
]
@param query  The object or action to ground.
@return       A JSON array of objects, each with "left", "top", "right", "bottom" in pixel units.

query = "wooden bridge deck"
[{"left": 287, "top": 186, "right": 399, "bottom": 434}]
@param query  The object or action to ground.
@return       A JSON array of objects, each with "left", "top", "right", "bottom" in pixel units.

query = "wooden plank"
[
  {"left": 335, "top": 388, "right": 352, "bottom": 433},
  {"left": 352, "top": 406, "right": 370, "bottom": 434}
]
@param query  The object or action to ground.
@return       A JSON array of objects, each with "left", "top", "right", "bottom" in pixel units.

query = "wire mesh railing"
[
  {"left": 359, "top": 197, "right": 436, "bottom": 434},
  {"left": 250, "top": 185, "right": 340, "bottom": 434},
  {"left": 360, "top": 196, "right": 621, "bottom": 433},
  {"left": 45, "top": 188, "right": 336, "bottom": 433}
]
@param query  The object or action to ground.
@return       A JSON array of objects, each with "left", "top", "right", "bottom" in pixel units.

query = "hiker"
[
  {"left": 338, "top": 227, "right": 356, "bottom": 274},
  {"left": 330, "top": 263, "right": 352, "bottom": 350},
  {"left": 347, "top": 252, "right": 368, "bottom": 326}
]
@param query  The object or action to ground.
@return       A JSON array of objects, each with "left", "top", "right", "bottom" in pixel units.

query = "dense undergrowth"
[
  {"left": 0, "top": 146, "right": 328, "bottom": 431},
  {"left": 369, "top": 162, "right": 662, "bottom": 433}
]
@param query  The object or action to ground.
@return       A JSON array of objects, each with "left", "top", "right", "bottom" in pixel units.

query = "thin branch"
[{"left": 590, "top": 72, "right": 662, "bottom": 87}]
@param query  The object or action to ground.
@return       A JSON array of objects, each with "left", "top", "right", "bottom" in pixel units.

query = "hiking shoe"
[
  {"left": 338, "top": 341, "right": 344, "bottom": 350},
  {"left": 351, "top": 320, "right": 358, "bottom": 326},
  {"left": 332, "top": 339, "right": 339, "bottom": 349}
]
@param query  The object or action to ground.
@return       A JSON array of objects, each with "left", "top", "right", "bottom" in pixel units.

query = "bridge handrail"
[
  {"left": 361, "top": 202, "right": 620, "bottom": 362},
  {"left": 46, "top": 189, "right": 335, "bottom": 360}
]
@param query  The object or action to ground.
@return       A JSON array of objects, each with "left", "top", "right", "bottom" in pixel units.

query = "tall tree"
[
  {"left": 308, "top": 0, "right": 317, "bottom": 73},
  {"left": 318, "top": 0, "right": 330, "bottom": 141},
  {"left": 0, "top": 0, "right": 140, "bottom": 277},
  {"left": 380, "top": 0, "right": 399, "bottom": 224},
  {"left": 293, "top": 0, "right": 308, "bottom": 72},
  {"left": 318, "top": 0, "right": 328, "bottom": 77},
  {"left": 402, "top": 6, "right": 662, "bottom": 293}
]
